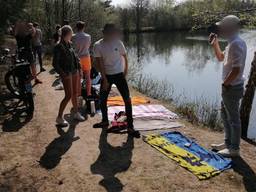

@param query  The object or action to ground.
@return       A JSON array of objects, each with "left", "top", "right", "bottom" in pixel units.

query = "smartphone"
[{"left": 209, "top": 33, "right": 217, "bottom": 45}]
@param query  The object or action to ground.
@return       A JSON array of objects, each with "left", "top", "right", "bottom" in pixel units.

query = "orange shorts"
[{"left": 80, "top": 56, "right": 92, "bottom": 72}]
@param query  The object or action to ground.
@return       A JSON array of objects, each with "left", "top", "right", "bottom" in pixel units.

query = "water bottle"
[
  {"left": 90, "top": 100, "right": 96, "bottom": 116},
  {"left": 78, "top": 96, "right": 84, "bottom": 108}
]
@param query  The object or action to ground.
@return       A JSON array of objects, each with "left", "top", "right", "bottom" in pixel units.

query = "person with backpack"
[
  {"left": 52, "top": 25, "right": 85, "bottom": 126},
  {"left": 93, "top": 24, "right": 140, "bottom": 138}
]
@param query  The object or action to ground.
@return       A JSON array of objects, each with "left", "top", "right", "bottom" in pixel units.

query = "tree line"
[{"left": 1, "top": 0, "right": 256, "bottom": 41}]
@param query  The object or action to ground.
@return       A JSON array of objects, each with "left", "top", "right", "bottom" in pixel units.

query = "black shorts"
[
  {"left": 19, "top": 51, "right": 35, "bottom": 64},
  {"left": 14, "top": 65, "right": 32, "bottom": 82}
]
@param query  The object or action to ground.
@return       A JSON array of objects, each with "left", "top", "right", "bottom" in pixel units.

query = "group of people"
[
  {"left": 12, "top": 14, "right": 248, "bottom": 154},
  {"left": 52, "top": 22, "right": 141, "bottom": 138},
  {"left": 14, "top": 21, "right": 45, "bottom": 85}
]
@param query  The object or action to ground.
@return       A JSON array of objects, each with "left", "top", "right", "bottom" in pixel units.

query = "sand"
[{"left": 0, "top": 67, "right": 256, "bottom": 192}]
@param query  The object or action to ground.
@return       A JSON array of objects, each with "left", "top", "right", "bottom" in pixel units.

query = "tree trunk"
[
  {"left": 44, "top": 0, "right": 52, "bottom": 40},
  {"left": 62, "top": 0, "right": 65, "bottom": 25},
  {"left": 240, "top": 52, "right": 256, "bottom": 138},
  {"left": 78, "top": 0, "right": 81, "bottom": 20},
  {"left": 136, "top": 2, "right": 140, "bottom": 33},
  {"left": 54, "top": 0, "right": 60, "bottom": 24}
]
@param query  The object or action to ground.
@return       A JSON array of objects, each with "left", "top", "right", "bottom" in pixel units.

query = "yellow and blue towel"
[{"left": 143, "top": 131, "right": 232, "bottom": 180}]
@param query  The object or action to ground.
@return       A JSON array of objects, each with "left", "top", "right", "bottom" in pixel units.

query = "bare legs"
[
  {"left": 84, "top": 70, "right": 91, "bottom": 96},
  {"left": 57, "top": 72, "right": 80, "bottom": 118},
  {"left": 71, "top": 72, "right": 79, "bottom": 111},
  {"left": 31, "top": 63, "right": 42, "bottom": 83}
]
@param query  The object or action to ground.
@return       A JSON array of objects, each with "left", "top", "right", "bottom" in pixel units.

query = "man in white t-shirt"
[
  {"left": 210, "top": 15, "right": 247, "bottom": 157},
  {"left": 93, "top": 24, "right": 140, "bottom": 138}
]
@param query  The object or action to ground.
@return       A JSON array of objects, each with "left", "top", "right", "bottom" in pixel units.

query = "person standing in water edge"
[{"left": 210, "top": 15, "right": 247, "bottom": 157}]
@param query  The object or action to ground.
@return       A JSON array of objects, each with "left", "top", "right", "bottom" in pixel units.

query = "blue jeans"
[{"left": 221, "top": 84, "right": 244, "bottom": 150}]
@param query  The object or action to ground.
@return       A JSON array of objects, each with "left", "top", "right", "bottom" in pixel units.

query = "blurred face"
[
  {"left": 104, "top": 29, "right": 121, "bottom": 40},
  {"left": 219, "top": 25, "right": 239, "bottom": 39},
  {"left": 27, "top": 23, "right": 34, "bottom": 31},
  {"left": 15, "top": 21, "right": 27, "bottom": 35},
  {"left": 65, "top": 31, "right": 73, "bottom": 41}
]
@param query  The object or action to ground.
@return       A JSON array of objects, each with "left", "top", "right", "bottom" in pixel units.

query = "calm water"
[{"left": 125, "top": 30, "right": 256, "bottom": 140}]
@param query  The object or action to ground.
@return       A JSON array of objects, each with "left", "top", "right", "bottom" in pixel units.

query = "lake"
[{"left": 125, "top": 30, "right": 256, "bottom": 141}]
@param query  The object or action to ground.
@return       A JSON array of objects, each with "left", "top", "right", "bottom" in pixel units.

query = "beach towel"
[
  {"left": 108, "top": 105, "right": 178, "bottom": 120},
  {"left": 134, "top": 117, "right": 183, "bottom": 131},
  {"left": 107, "top": 96, "right": 150, "bottom": 106},
  {"left": 109, "top": 113, "right": 182, "bottom": 131},
  {"left": 144, "top": 131, "right": 232, "bottom": 180}
]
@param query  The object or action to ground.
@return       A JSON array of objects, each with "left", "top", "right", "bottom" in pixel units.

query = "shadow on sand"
[
  {"left": 0, "top": 92, "right": 32, "bottom": 132},
  {"left": 91, "top": 128, "right": 134, "bottom": 192},
  {"left": 39, "top": 115, "right": 80, "bottom": 169},
  {"left": 232, "top": 156, "right": 256, "bottom": 192}
]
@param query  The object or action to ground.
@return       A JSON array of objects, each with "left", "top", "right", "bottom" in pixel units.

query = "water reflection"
[{"left": 124, "top": 30, "right": 256, "bottom": 140}]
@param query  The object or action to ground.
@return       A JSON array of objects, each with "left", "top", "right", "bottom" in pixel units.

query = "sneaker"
[
  {"left": 56, "top": 117, "right": 68, "bottom": 127},
  {"left": 211, "top": 143, "right": 226, "bottom": 151},
  {"left": 73, "top": 112, "right": 85, "bottom": 122},
  {"left": 217, "top": 148, "right": 240, "bottom": 157},
  {"left": 55, "top": 84, "right": 64, "bottom": 90}
]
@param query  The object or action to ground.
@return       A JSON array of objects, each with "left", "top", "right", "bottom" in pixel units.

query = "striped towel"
[{"left": 107, "top": 105, "right": 178, "bottom": 120}]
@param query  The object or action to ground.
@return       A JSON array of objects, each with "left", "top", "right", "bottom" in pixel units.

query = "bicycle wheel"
[
  {"left": 5, "top": 70, "right": 20, "bottom": 96},
  {"left": 24, "top": 92, "right": 34, "bottom": 116}
]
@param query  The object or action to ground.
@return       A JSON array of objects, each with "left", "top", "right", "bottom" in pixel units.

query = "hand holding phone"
[{"left": 209, "top": 33, "right": 217, "bottom": 45}]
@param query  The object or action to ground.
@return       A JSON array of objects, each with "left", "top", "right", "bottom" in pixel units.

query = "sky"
[
  {"left": 111, "top": 0, "right": 130, "bottom": 7},
  {"left": 111, "top": 0, "right": 184, "bottom": 7}
]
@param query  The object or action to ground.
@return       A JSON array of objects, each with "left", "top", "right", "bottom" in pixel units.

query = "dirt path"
[{"left": 0, "top": 67, "right": 256, "bottom": 192}]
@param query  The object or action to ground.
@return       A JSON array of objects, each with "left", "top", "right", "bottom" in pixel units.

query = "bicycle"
[{"left": 1, "top": 48, "right": 34, "bottom": 116}]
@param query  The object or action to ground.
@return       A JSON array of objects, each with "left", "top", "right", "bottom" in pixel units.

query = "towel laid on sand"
[
  {"left": 143, "top": 131, "right": 232, "bottom": 180},
  {"left": 134, "top": 117, "right": 183, "bottom": 131},
  {"left": 107, "top": 96, "right": 150, "bottom": 106},
  {"left": 108, "top": 105, "right": 178, "bottom": 120},
  {"left": 110, "top": 113, "right": 182, "bottom": 131}
]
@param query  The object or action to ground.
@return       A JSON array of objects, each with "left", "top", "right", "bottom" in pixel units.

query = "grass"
[
  {"left": 176, "top": 99, "right": 223, "bottom": 131},
  {"left": 129, "top": 73, "right": 174, "bottom": 101}
]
